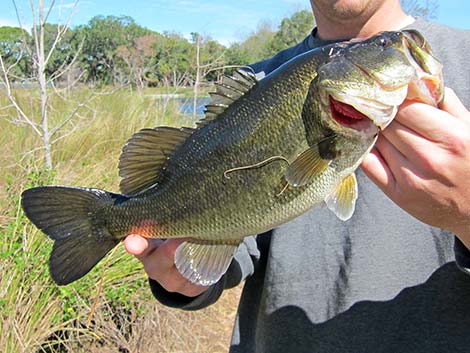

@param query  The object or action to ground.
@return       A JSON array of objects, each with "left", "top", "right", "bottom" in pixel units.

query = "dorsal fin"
[
  {"left": 119, "top": 126, "right": 194, "bottom": 196},
  {"left": 197, "top": 68, "right": 258, "bottom": 128}
]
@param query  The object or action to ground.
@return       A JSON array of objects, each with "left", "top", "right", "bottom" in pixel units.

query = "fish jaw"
[
  {"left": 320, "top": 31, "right": 444, "bottom": 135},
  {"left": 320, "top": 87, "right": 404, "bottom": 138},
  {"left": 328, "top": 95, "right": 380, "bottom": 134},
  {"left": 400, "top": 30, "right": 444, "bottom": 106},
  {"left": 328, "top": 88, "right": 406, "bottom": 132}
]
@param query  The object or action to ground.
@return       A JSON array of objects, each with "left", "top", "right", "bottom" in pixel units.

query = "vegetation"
[
  {"left": 0, "top": 10, "right": 314, "bottom": 89},
  {"left": 0, "top": 88, "right": 240, "bottom": 352},
  {"left": 0, "top": 2, "right": 439, "bottom": 351}
]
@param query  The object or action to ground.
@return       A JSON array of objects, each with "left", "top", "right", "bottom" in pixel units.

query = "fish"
[{"left": 21, "top": 30, "right": 443, "bottom": 287}]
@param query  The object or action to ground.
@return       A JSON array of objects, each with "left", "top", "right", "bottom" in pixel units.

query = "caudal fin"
[{"left": 21, "top": 186, "right": 121, "bottom": 285}]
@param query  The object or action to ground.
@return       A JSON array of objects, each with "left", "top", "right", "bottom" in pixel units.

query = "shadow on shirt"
[{"left": 233, "top": 262, "right": 470, "bottom": 353}]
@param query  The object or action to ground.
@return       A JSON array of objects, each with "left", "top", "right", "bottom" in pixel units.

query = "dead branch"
[{"left": 0, "top": 53, "right": 43, "bottom": 136}]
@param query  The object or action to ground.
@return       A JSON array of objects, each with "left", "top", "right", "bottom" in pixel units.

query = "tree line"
[{"left": 0, "top": 10, "right": 315, "bottom": 90}]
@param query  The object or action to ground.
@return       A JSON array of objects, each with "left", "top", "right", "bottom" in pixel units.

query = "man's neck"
[{"left": 315, "top": 2, "right": 412, "bottom": 40}]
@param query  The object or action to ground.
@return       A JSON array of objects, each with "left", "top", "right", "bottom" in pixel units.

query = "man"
[{"left": 125, "top": 1, "right": 470, "bottom": 351}]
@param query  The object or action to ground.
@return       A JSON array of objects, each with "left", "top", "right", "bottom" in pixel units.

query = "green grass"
[{"left": 0, "top": 87, "right": 239, "bottom": 353}]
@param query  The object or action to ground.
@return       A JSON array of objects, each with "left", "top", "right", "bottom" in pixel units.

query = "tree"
[
  {"left": 0, "top": 0, "right": 92, "bottom": 170},
  {"left": 153, "top": 32, "right": 193, "bottom": 87},
  {"left": 266, "top": 10, "right": 315, "bottom": 56},
  {"left": 225, "top": 10, "right": 315, "bottom": 66},
  {"left": 116, "top": 34, "right": 159, "bottom": 92},
  {"left": 226, "top": 21, "right": 276, "bottom": 66},
  {"left": 0, "top": 26, "right": 31, "bottom": 79},
  {"left": 77, "top": 15, "right": 152, "bottom": 85},
  {"left": 191, "top": 32, "right": 226, "bottom": 119},
  {"left": 42, "top": 23, "right": 82, "bottom": 81}
]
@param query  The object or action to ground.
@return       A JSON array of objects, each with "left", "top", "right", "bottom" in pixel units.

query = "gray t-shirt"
[{"left": 150, "top": 18, "right": 470, "bottom": 353}]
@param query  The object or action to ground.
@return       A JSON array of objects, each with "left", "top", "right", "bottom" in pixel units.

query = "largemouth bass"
[{"left": 21, "top": 30, "right": 443, "bottom": 286}]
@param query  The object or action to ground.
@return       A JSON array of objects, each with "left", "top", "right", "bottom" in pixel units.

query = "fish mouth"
[
  {"left": 328, "top": 92, "right": 400, "bottom": 133},
  {"left": 329, "top": 96, "right": 376, "bottom": 131},
  {"left": 400, "top": 30, "right": 444, "bottom": 106},
  {"left": 328, "top": 31, "right": 443, "bottom": 133}
]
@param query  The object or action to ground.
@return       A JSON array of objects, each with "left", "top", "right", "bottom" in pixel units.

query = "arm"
[
  {"left": 124, "top": 234, "right": 263, "bottom": 310},
  {"left": 361, "top": 87, "right": 470, "bottom": 267}
]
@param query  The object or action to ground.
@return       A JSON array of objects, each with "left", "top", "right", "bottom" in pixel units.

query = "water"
[{"left": 176, "top": 97, "right": 212, "bottom": 116}]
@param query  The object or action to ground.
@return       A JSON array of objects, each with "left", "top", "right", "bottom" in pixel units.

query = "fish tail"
[{"left": 21, "top": 186, "right": 121, "bottom": 285}]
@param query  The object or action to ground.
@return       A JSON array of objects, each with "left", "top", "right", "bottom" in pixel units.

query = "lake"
[{"left": 176, "top": 97, "right": 212, "bottom": 116}]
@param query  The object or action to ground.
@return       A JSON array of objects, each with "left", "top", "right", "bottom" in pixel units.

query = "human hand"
[
  {"left": 361, "top": 87, "right": 470, "bottom": 248},
  {"left": 124, "top": 234, "right": 209, "bottom": 297}
]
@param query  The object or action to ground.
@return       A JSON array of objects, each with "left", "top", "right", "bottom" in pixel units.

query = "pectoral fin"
[
  {"left": 285, "top": 135, "right": 339, "bottom": 187},
  {"left": 284, "top": 147, "right": 330, "bottom": 186},
  {"left": 174, "top": 241, "right": 239, "bottom": 286},
  {"left": 325, "top": 173, "right": 358, "bottom": 221}
]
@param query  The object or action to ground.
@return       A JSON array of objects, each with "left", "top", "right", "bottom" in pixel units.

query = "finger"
[
  {"left": 158, "top": 266, "right": 195, "bottom": 293},
  {"left": 393, "top": 100, "right": 453, "bottom": 142},
  {"left": 440, "top": 87, "right": 470, "bottom": 120},
  {"left": 158, "top": 266, "right": 209, "bottom": 296},
  {"left": 142, "top": 238, "right": 187, "bottom": 280},
  {"left": 361, "top": 146, "right": 395, "bottom": 190},
  {"left": 372, "top": 134, "right": 414, "bottom": 187},
  {"left": 381, "top": 120, "right": 434, "bottom": 167}
]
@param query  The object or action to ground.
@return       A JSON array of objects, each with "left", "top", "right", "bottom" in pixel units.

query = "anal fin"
[{"left": 174, "top": 241, "right": 239, "bottom": 286}]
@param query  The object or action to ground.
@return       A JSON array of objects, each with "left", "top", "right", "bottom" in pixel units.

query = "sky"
[{"left": 0, "top": 0, "right": 469, "bottom": 45}]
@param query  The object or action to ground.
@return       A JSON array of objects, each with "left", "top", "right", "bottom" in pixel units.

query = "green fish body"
[{"left": 22, "top": 30, "right": 444, "bottom": 286}]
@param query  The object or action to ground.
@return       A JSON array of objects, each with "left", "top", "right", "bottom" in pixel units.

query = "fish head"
[{"left": 315, "top": 30, "right": 443, "bottom": 137}]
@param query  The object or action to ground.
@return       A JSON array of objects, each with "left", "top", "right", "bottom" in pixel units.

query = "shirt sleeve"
[
  {"left": 454, "top": 237, "right": 470, "bottom": 275},
  {"left": 148, "top": 235, "right": 264, "bottom": 310}
]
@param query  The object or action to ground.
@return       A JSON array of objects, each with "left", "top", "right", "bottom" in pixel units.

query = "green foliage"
[
  {"left": 225, "top": 10, "right": 315, "bottom": 66},
  {"left": 153, "top": 31, "right": 194, "bottom": 86},
  {"left": 0, "top": 26, "right": 31, "bottom": 78},
  {"left": 1, "top": 9, "right": 317, "bottom": 88},
  {"left": 225, "top": 21, "right": 276, "bottom": 65},
  {"left": 266, "top": 10, "right": 315, "bottom": 56},
  {"left": 42, "top": 23, "right": 82, "bottom": 78},
  {"left": 76, "top": 15, "right": 154, "bottom": 84}
]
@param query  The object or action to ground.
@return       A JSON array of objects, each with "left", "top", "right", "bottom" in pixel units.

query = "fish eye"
[{"left": 377, "top": 37, "right": 392, "bottom": 48}]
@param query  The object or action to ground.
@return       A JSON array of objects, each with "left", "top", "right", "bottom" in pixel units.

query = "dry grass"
[
  {"left": 0, "top": 87, "right": 241, "bottom": 353},
  {"left": 73, "top": 287, "right": 241, "bottom": 353}
]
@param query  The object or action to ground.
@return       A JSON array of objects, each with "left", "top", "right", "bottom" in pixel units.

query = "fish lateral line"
[{"left": 224, "top": 155, "right": 290, "bottom": 179}]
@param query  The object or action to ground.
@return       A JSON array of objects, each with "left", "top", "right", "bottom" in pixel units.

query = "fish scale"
[{"left": 21, "top": 30, "right": 444, "bottom": 286}]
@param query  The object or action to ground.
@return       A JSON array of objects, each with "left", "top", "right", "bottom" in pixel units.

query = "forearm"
[{"left": 452, "top": 224, "right": 470, "bottom": 252}]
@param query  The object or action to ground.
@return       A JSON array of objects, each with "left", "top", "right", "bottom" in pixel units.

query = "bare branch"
[
  {"left": 50, "top": 93, "right": 97, "bottom": 136},
  {"left": 0, "top": 53, "right": 43, "bottom": 136},
  {"left": 0, "top": 104, "right": 15, "bottom": 112},
  {"left": 29, "top": 1, "right": 41, "bottom": 69},
  {"left": 50, "top": 108, "right": 98, "bottom": 146},
  {"left": 43, "top": 0, "right": 56, "bottom": 24},
  {"left": 44, "top": 0, "right": 79, "bottom": 67},
  {"left": 51, "top": 69, "right": 85, "bottom": 96},
  {"left": 48, "top": 36, "right": 85, "bottom": 83},
  {"left": 13, "top": 145, "right": 47, "bottom": 167}
]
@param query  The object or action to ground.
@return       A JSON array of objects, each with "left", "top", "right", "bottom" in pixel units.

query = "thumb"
[
  {"left": 440, "top": 87, "right": 470, "bottom": 119},
  {"left": 124, "top": 234, "right": 164, "bottom": 259}
]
